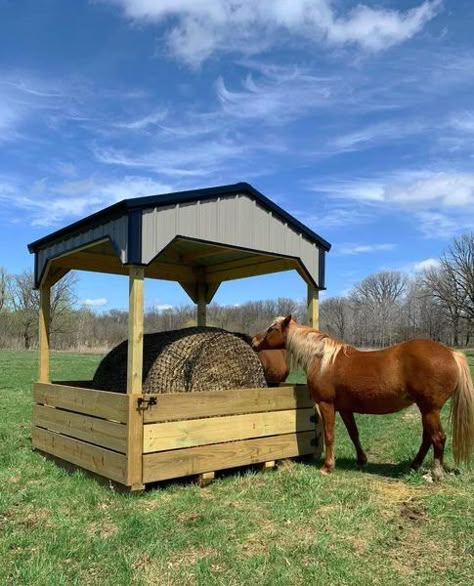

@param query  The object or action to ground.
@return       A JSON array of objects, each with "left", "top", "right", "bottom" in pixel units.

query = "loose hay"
[{"left": 92, "top": 327, "right": 267, "bottom": 393}]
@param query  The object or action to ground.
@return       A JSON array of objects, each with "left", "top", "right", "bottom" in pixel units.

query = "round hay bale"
[{"left": 92, "top": 327, "right": 267, "bottom": 393}]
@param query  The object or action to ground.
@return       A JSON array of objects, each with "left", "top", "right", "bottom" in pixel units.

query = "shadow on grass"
[
  {"left": 333, "top": 457, "right": 411, "bottom": 479},
  {"left": 297, "top": 454, "right": 412, "bottom": 479},
  {"left": 37, "top": 450, "right": 413, "bottom": 495}
]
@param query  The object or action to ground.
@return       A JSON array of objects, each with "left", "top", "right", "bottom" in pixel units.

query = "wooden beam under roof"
[
  {"left": 52, "top": 251, "right": 196, "bottom": 282},
  {"left": 206, "top": 257, "right": 298, "bottom": 283}
]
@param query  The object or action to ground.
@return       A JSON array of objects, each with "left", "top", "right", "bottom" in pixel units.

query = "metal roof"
[
  {"left": 28, "top": 182, "right": 331, "bottom": 253},
  {"left": 28, "top": 182, "right": 331, "bottom": 296}
]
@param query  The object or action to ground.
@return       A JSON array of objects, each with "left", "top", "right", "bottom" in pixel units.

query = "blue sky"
[{"left": 1, "top": 0, "right": 473, "bottom": 312}]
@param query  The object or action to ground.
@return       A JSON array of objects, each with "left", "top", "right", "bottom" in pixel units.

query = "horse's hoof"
[
  {"left": 319, "top": 466, "right": 333, "bottom": 475},
  {"left": 356, "top": 457, "right": 368, "bottom": 467},
  {"left": 422, "top": 472, "right": 434, "bottom": 483},
  {"left": 431, "top": 465, "right": 444, "bottom": 482}
]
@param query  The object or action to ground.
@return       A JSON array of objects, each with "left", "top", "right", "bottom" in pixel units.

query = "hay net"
[{"left": 92, "top": 327, "right": 267, "bottom": 393}]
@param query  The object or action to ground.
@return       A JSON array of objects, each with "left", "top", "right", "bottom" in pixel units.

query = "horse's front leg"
[
  {"left": 340, "top": 410, "right": 368, "bottom": 467},
  {"left": 318, "top": 401, "right": 336, "bottom": 474}
]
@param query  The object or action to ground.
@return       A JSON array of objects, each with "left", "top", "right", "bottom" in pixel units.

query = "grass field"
[{"left": 1, "top": 350, "right": 473, "bottom": 585}]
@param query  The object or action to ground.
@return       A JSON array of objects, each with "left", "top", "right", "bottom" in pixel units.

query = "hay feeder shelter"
[{"left": 28, "top": 182, "right": 331, "bottom": 490}]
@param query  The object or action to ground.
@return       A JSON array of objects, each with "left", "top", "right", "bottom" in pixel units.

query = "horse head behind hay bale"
[
  {"left": 252, "top": 331, "right": 289, "bottom": 384},
  {"left": 92, "top": 327, "right": 271, "bottom": 394}
]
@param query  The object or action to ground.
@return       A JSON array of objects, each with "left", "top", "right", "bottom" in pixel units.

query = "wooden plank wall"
[
  {"left": 32, "top": 382, "right": 128, "bottom": 485},
  {"left": 143, "top": 386, "right": 314, "bottom": 423},
  {"left": 33, "top": 383, "right": 321, "bottom": 488},
  {"left": 143, "top": 384, "right": 321, "bottom": 484}
]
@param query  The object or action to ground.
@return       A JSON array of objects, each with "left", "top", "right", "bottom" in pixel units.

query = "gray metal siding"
[
  {"left": 142, "top": 193, "right": 320, "bottom": 285},
  {"left": 36, "top": 215, "right": 129, "bottom": 284}
]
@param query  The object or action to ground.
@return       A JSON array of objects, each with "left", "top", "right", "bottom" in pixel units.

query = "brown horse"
[
  {"left": 253, "top": 331, "right": 289, "bottom": 384},
  {"left": 252, "top": 315, "right": 474, "bottom": 479}
]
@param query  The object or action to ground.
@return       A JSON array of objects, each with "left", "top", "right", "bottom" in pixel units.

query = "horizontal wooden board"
[
  {"left": 143, "top": 385, "right": 312, "bottom": 423},
  {"left": 53, "top": 380, "right": 94, "bottom": 388},
  {"left": 32, "top": 427, "right": 127, "bottom": 484},
  {"left": 34, "top": 404, "right": 127, "bottom": 453},
  {"left": 34, "top": 383, "right": 128, "bottom": 424},
  {"left": 143, "top": 408, "right": 315, "bottom": 453},
  {"left": 143, "top": 431, "right": 316, "bottom": 483}
]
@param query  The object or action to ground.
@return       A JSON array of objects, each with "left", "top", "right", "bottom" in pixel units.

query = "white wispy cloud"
[
  {"left": 294, "top": 206, "right": 373, "bottom": 230},
  {"left": 326, "top": 120, "right": 428, "bottom": 153},
  {"left": 313, "top": 170, "right": 474, "bottom": 208},
  {"left": 93, "top": 135, "right": 263, "bottom": 178},
  {"left": 309, "top": 169, "right": 474, "bottom": 238},
  {"left": 413, "top": 258, "right": 440, "bottom": 272},
  {"left": 0, "top": 102, "right": 22, "bottom": 132},
  {"left": 81, "top": 298, "right": 109, "bottom": 307},
  {"left": 336, "top": 243, "right": 397, "bottom": 255},
  {"left": 113, "top": 108, "right": 168, "bottom": 130},
  {"left": 0, "top": 175, "right": 174, "bottom": 227},
  {"left": 216, "top": 69, "right": 335, "bottom": 123},
  {"left": 447, "top": 111, "right": 474, "bottom": 133},
  {"left": 154, "top": 303, "right": 174, "bottom": 312},
  {"left": 105, "top": 0, "right": 441, "bottom": 66}
]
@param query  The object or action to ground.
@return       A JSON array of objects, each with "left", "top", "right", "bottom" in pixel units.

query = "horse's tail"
[{"left": 450, "top": 351, "right": 474, "bottom": 467}]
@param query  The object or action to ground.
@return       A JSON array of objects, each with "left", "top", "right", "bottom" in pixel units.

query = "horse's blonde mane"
[{"left": 287, "top": 326, "right": 350, "bottom": 374}]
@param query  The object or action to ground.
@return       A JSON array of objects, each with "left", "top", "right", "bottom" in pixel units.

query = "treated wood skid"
[{"left": 32, "top": 382, "right": 321, "bottom": 490}]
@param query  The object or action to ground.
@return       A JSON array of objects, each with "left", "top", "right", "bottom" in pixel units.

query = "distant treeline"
[{"left": 1, "top": 232, "right": 472, "bottom": 351}]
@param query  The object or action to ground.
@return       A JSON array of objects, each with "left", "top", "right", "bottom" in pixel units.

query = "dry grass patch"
[
  {"left": 87, "top": 519, "right": 119, "bottom": 539},
  {"left": 386, "top": 526, "right": 460, "bottom": 578},
  {"left": 238, "top": 518, "right": 279, "bottom": 557},
  {"left": 370, "top": 478, "right": 425, "bottom": 505},
  {"left": 139, "top": 546, "right": 219, "bottom": 586}
]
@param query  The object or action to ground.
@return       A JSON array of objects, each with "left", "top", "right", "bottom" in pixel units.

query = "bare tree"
[
  {"left": 321, "top": 297, "right": 349, "bottom": 339},
  {"left": 351, "top": 271, "right": 407, "bottom": 346},
  {"left": 9, "top": 270, "right": 77, "bottom": 349},
  {"left": 0, "top": 266, "right": 10, "bottom": 312},
  {"left": 443, "top": 233, "right": 474, "bottom": 321},
  {"left": 422, "top": 265, "right": 466, "bottom": 346}
]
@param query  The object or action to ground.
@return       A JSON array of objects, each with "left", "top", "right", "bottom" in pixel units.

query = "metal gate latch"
[{"left": 137, "top": 397, "right": 157, "bottom": 410}]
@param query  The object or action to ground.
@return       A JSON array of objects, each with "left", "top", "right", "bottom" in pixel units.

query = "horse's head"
[{"left": 251, "top": 315, "right": 294, "bottom": 351}]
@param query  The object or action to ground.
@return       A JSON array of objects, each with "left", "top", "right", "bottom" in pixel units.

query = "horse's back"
[
  {"left": 324, "top": 338, "right": 459, "bottom": 413},
  {"left": 393, "top": 339, "right": 458, "bottom": 402}
]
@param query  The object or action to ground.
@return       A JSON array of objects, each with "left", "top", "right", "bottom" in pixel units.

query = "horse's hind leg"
[
  {"left": 340, "top": 411, "right": 367, "bottom": 466},
  {"left": 417, "top": 409, "right": 447, "bottom": 481}
]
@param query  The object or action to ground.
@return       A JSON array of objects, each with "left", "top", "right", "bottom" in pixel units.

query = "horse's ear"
[{"left": 283, "top": 315, "right": 292, "bottom": 328}]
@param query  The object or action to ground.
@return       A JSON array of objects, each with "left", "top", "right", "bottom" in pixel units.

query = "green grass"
[{"left": 1, "top": 350, "right": 473, "bottom": 586}]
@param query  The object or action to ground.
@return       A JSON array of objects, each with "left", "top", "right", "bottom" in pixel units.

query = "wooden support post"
[
  {"left": 127, "top": 266, "right": 145, "bottom": 395},
  {"left": 127, "top": 266, "right": 145, "bottom": 491},
  {"left": 197, "top": 281, "right": 207, "bottom": 327},
  {"left": 307, "top": 285, "right": 319, "bottom": 330},
  {"left": 38, "top": 283, "right": 51, "bottom": 383}
]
